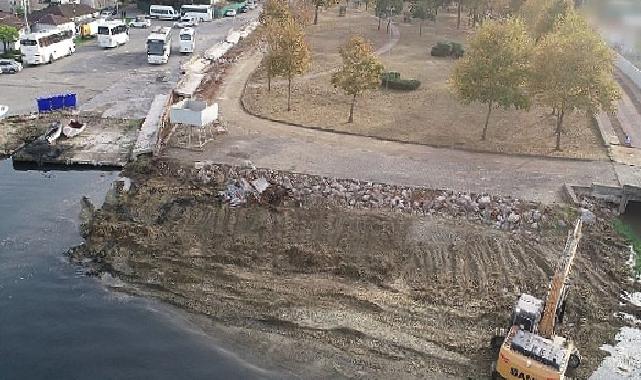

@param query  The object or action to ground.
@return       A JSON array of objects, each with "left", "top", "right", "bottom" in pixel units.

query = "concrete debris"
[
  {"left": 580, "top": 208, "right": 596, "bottom": 224},
  {"left": 183, "top": 162, "right": 557, "bottom": 230},
  {"left": 251, "top": 177, "right": 270, "bottom": 193}
]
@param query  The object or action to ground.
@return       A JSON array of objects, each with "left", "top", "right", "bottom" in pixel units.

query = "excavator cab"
[{"left": 491, "top": 219, "right": 583, "bottom": 380}]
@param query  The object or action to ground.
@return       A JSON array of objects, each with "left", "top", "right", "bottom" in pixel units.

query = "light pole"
[{"left": 22, "top": 0, "right": 30, "bottom": 33}]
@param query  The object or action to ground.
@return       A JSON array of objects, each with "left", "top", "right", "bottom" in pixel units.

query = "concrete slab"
[
  {"left": 615, "top": 164, "right": 641, "bottom": 188},
  {"left": 133, "top": 94, "right": 168, "bottom": 157},
  {"left": 596, "top": 112, "right": 620, "bottom": 146},
  {"left": 12, "top": 115, "right": 140, "bottom": 167},
  {"left": 610, "top": 146, "right": 641, "bottom": 166}
]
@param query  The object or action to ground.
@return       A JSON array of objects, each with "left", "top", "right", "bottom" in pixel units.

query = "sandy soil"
[
  {"left": 70, "top": 159, "right": 638, "bottom": 379},
  {"left": 242, "top": 8, "right": 608, "bottom": 160}
]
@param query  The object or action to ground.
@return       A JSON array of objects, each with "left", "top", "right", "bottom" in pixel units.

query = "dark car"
[{"left": 238, "top": 5, "right": 248, "bottom": 13}]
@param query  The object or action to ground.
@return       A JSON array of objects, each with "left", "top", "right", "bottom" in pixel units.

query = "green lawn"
[{"left": 612, "top": 218, "right": 641, "bottom": 275}]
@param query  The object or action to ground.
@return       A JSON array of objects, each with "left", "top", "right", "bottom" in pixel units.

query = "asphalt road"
[{"left": 0, "top": 10, "right": 259, "bottom": 119}]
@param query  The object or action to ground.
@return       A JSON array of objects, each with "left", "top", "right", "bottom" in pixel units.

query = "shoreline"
[{"left": 69, "top": 158, "right": 640, "bottom": 379}]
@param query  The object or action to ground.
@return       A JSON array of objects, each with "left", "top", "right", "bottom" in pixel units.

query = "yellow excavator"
[{"left": 492, "top": 219, "right": 583, "bottom": 380}]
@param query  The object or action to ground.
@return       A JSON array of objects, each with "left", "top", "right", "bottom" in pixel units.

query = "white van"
[
  {"left": 97, "top": 21, "right": 129, "bottom": 48},
  {"left": 149, "top": 5, "right": 180, "bottom": 20},
  {"left": 179, "top": 27, "right": 195, "bottom": 54},
  {"left": 180, "top": 4, "right": 213, "bottom": 22}
]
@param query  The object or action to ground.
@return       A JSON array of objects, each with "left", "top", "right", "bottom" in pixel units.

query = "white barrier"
[{"left": 170, "top": 99, "right": 218, "bottom": 127}]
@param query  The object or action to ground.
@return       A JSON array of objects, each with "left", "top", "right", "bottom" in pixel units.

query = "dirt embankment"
[{"left": 72, "top": 160, "right": 636, "bottom": 379}]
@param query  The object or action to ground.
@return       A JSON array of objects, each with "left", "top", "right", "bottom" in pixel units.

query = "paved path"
[{"left": 166, "top": 53, "right": 620, "bottom": 204}]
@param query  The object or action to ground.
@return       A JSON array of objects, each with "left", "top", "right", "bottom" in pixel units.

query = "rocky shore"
[{"left": 71, "top": 158, "right": 638, "bottom": 379}]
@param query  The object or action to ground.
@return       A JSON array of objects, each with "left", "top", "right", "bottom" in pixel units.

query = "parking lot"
[{"left": 0, "top": 9, "right": 259, "bottom": 119}]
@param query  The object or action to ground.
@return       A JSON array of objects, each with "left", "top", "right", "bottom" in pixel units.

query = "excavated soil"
[{"left": 72, "top": 160, "right": 636, "bottom": 379}]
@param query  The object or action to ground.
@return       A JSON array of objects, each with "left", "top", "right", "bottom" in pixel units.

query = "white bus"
[
  {"left": 179, "top": 27, "right": 195, "bottom": 54},
  {"left": 149, "top": 5, "right": 180, "bottom": 20},
  {"left": 97, "top": 21, "right": 129, "bottom": 48},
  {"left": 147, "top": 26, "right": 172, "bottom": 64},
  {"left": 180, "top": 4, "right": 213, "bottom": 22},
  {"left": 20, "top": 29, "right": 75, "bottom": 65}
]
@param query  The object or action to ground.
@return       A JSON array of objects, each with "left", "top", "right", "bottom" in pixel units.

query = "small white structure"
[
  {"left": 170, "top": 99, "right": 219, "bottom": 149},
  {"left": 170, "top": 99, "right": 218, "bottom": 127}
]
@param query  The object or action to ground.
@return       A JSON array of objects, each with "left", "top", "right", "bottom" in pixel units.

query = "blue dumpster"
[
  {"left": 63, "top": 93, "right": 77, "bottom": 109},
  {"left": 51, "top": 95, "right": 64, "bottom": 110},
  {"left": 37, "top": 97, "right": 52, "bottom": 112}
]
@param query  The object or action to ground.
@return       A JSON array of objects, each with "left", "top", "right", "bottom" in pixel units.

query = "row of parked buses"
[
  {"left": 19, "top": 19, "right": 130, "bottom": 65},
  {"left": 149, "top": 4, "right": 214, "bottom": 22}
]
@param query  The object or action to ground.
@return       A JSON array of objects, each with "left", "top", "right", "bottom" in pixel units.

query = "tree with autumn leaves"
[
  {"left": 261, "top": 0, "right": 312, "bottom": 111},
  {"left": 450, "top": 18, "right": 532, "bottom": 141},
  {"left": 530, "top": 11, "right": 620, "bottom": 150},
  {"left": 332, "top": 36, "right": 384, "bottom": 123},
  {"left": 451, "top": 11, "right": 620, "bottom": 149}
]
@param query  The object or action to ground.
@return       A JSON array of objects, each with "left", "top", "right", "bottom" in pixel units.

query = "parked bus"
[
  {"left": 180, "top": 4, "right": 213, "bottom": 22},
  {"left": 20, "top": 29, "right": 75, "bottom": 65},
  {"left": 149, "top": 5, "right": 180, "bottom": 20},
  {"left": 97, "top": 21, "right": 129, "bottom": 48},
  {"left": 147, "top": 26, "right": 172, "bottom": 64},
  {"left": 179, "top": 27, "right": 195, "bottom": 54}
]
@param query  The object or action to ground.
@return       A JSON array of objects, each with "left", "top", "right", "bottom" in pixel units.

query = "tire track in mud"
[{"left": 78, "top": 177, "right": 634, "bottom": 379}]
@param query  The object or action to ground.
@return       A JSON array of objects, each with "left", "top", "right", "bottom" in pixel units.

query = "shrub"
[
  {"left": 430, "top": 42, "right": 451, "bottom": 57},
  {"left": 0, "top": 50, "right": 21, "bottom": 61},
  {"left": 450, "top": 42, "right": 465, "bottom": 58},
  {"left": 384, "top": 78, "right": 421, "bottom": 90},
  {"left": 381, "top": 71, "right": 401, "bottom": 82}
]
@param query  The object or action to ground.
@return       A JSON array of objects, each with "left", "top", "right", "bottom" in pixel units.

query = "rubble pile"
[{"left": 186, "top": 161, "right": 551, "bottom": 230}]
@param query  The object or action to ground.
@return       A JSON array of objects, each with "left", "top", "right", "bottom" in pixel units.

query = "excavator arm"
[{"left": 538, "top": 219, "right": 583, "bottom": 339}]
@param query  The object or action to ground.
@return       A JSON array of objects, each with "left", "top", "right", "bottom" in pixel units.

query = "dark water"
[
  {"left": 0, "top": 159, "right": 273, "bottom": 380},
  {"left": 620, "top": 201, "right": 641, "bottom": 235}
]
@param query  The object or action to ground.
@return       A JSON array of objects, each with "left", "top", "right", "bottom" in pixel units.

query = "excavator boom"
[{"left": 539, "top": 219, "right": 582, "bottom": 339}]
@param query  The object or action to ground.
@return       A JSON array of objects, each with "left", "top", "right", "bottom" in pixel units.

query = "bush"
[
  {"left": 381, "top": 71, "right": 401, "bottom": 82},
  {"left": 430, "top": 42, "right": 464, "bottom": 58},
  {"left": 383, "top": 78, "right": 421, "bottom": 90},
  {"left": 430, "top": 42, "right": 451, "bottom": 57},
  {"left": 0, "top": 50, "right": 21, "bottom": 61},
  {"left": 381, "top": 71, "right": 420, "bottom": 91},
  {"left": 450, "top": 42, "right": 465, "bottom": 59}
]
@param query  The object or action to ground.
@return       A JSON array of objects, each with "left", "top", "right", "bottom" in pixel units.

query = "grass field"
[{"left": 243, "top": 7, "right": 608, "bottom": 160}]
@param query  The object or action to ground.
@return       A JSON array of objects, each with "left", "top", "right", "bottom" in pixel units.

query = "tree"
[
  {"left": 271, "top": 17, "right": 311, "bottom": 111},
  {"left": 331, "top": 36, "right": 384, "bottom": 123},
  {"left": 0, "top": 25, "right": 19, "bottom": 53},
  {"left": 411, "top": 0, "right": 435, "bottom": 35},
  {"left": 450, "top": 18, "right": 532, "bottom": 140},
  {"left": 311, "top": 0, "right": 338, "bottom": 25},
  {"left": 530, "top": 11, "right": 620, "bottom": 150},
  {"left": 260, "top": 0, "right": 291, "bottom": 92},
  {"left": 375, "top": 0, "right": 403, "bottom": 31},
  {"left": 521, "top": 0, "right": 572, "bottom": 40}
]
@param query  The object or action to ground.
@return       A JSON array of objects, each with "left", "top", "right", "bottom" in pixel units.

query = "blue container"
[
  {"left": 51, "top": 95, "right": 64, "bottom": 110},
  {"left": 63, "top": 93, "right": 77, "bottom": 108},
  {"left": 37, "top": 97, "right": 51, "bottom": 112}
]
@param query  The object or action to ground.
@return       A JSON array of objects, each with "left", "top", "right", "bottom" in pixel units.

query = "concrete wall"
[{"left": 617, "top": 53, "right": 641, "bottom": 90}]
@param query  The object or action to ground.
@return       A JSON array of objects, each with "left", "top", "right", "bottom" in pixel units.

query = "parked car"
[
  {"left": 173, "top": 16, "right": 199, "bottom": 28},
  {"left": 0, "top": 59, "right": 23, "bottom": 74},
  {"left": 224, "top": 8, "right": 237, "bottom": 17},
  {"left": 238, "top": 5, "right": 248, "bottom": 13},
  {"left": 129, "top": 15, "right": 152, "bottom": 28},
  {"left": 247, "top": 3, "right": 257, "bottom": 9},
  {"left": 100, "top": 7, "right": 117, "bottom": 17}
]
